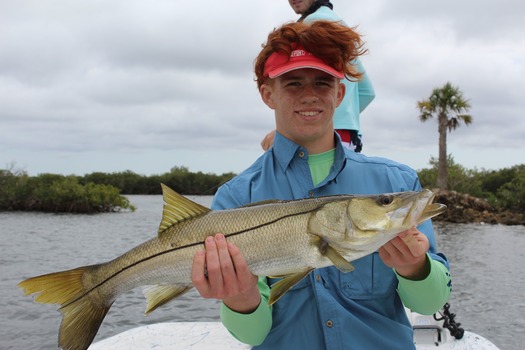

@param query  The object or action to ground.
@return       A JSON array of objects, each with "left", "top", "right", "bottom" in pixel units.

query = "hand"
[
  {"left": 378, "top": 227, "right": 430, "bottom": 280},
  {"left": 260, "top": 130, "right": 276, "bottom": 151},
  {"left": 192, "top": 234, "right": 261, "bottom": 313}
]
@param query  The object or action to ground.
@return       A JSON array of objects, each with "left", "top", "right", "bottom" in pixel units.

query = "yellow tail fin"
[{"left": 19, "top": 266, "right": 112, "bottom": 350}]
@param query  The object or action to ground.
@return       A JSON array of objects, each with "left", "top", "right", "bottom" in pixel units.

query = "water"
[{"left": 1, "top": 195, "right": 523, "bottom": 350}]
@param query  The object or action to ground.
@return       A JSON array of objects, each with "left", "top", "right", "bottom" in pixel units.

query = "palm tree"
[{"left": 417, "top": 82, "right": 473, "bottom": 190}]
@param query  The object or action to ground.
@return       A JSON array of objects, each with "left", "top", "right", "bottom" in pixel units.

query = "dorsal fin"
[{"left": 158, "top": 183, "right": 211, "bottom": 236}]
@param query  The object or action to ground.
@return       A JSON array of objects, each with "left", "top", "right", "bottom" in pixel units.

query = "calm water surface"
[{"left": 1, "top": 195, "right": 523, "bottom": 350}]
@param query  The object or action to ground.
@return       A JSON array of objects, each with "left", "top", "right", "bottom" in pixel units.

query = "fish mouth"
[
  {"left": 418, "top": 203, "right": 447, "bottom": 224},
  {"left": 403, "top": 190, "right": 447, "bottom": 226}
]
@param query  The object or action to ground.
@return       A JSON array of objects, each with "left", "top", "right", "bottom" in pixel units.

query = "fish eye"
[{"left": 377, "top": 195, "right": 394, "bottom": 206}]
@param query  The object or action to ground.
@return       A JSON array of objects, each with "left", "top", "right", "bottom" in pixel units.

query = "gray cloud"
[{"left": 1, "top": 0, "right": 523, "bottom": 175}]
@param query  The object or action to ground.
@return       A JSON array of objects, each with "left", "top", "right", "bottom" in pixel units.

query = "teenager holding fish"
[
  {"left": 261, "top": 0, "right": 375, "bottom": 152},
  {"left": 192, "top": 20, "right": 452, "bottom": 349},
  {"left": 18, "top": 18, "right": 450, "bottom": 350}
]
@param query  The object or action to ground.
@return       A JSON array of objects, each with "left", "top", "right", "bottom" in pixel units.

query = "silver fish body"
[{"left": 19, "top": 185, "right": 445, "bottom": 350}]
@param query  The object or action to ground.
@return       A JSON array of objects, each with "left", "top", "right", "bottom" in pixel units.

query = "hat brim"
[{"left": 268, "top": 63, "right": 344, "bottom": 79}]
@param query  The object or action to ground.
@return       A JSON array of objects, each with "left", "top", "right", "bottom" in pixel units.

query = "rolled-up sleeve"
[
  {"left": 220, "top": 276, "right": 273, "bottom": 345},
  {"left": 396, "top": 255, "right": 452, "bottom": 315}
]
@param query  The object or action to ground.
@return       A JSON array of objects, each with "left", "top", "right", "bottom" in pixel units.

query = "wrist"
[
  {"left": 396, "top": 254, "right": 430, "bottom": 281},
  {"left": 223, "top": 287, "right": 262, "bottom": 314}
]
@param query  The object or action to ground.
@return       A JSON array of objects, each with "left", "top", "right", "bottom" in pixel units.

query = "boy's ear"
[
  {"left": 260, "top": 84, "right": 276, "bottom": 110},
  {"left": 336, "top": 81, "right": 346, "bottom": 107}
]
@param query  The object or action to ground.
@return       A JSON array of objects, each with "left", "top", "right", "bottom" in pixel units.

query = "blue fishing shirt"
[{"left": 212, "top": 132, "right": 450, "bottom": 350}]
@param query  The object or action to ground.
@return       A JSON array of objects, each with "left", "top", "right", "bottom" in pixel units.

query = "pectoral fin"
[
  {"left": 318, "top": 238, "right": 355, "bottom": 273},
  {"left": 269, "top": 268, "right": 314, "bottom": 305},
  {"left": 143, "top": 285, "right": 192, "bottom": 315}
]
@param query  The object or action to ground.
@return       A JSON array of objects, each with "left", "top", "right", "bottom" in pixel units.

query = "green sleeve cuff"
[
  {"left": 396, "top": 254, "right": 452, "bottom": 315},
  {"left": 220, "top": 276, "right": 272, "bottom": 346}
]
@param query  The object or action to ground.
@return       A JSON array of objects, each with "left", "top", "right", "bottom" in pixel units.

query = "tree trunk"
[{"left": 437, "top": 112, "right": 448, "bottom": 190}]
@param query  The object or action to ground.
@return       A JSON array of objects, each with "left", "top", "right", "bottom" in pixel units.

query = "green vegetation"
[
  {"left": 79, "top": 166, "right": 235, "bottom": 195},
  {"left": 0, "top": 166, "right": 235, "bottom": 213},
  {"left": 0, "top": 169, "right": 135, "bottom": 213},
  {"left": 417, "top": 157, "right": 524, "bottom": 212},
  {"left": 1, "top": 162, "right": 523, "bottom": 214}
]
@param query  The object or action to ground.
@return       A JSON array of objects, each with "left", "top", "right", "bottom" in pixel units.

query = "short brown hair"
[{"left": 254, "top": 20, "right": 366, "bottom": 89}]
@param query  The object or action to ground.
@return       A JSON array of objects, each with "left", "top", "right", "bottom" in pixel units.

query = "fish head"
[
  {"left": 348, "top": 189, "right": 445, "bottom": 232},
  {"left": 314, "top": 189, "right": 446, "bottom": 257}
]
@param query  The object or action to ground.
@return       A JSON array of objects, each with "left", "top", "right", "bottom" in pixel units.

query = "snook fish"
[{"left": 19, "top": 184, "right": 445, "bottom": 350}]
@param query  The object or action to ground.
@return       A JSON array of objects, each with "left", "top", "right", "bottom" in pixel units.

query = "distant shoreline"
[{"left": 432, "top": 189, "right": 525, "bottom": 226}]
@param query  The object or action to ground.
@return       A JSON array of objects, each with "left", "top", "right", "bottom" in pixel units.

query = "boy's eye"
[{"left": 316, "top": 80, "right": 333, "bottom": 87}]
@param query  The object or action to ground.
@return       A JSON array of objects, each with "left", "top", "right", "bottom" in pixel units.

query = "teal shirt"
[
  {"left": 214, "top": 132, "right": 452, "bottom": 349},
  {"left": 304, "top": 6, "right": 375, "bottom": 133}
]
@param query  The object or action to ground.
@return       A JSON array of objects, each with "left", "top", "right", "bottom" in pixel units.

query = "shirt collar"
[
  {"left": 272, "top": 131, "right": 347, "bottom": 176},
  {"left": 273, "top": 131, "right": 303, "bottom": 172}
]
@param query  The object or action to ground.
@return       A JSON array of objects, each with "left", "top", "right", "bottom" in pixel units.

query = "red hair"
[{"left": 254, "top": 20, "right": 366, "bottom": 89}]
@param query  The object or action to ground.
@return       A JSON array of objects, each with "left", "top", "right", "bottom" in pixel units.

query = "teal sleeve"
[
  {"left": 219, "top": 276, "right": 272, "bottom": 346},
  {"left": 396, "top": 254, "right": 452, "bottom": 315},
  {"left": 356, "top": 59, "right": 375, "bottom": 113}
]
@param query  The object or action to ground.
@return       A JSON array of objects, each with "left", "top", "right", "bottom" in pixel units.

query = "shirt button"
[
  {"left": 316, "top": 275, "right": 321, "bottom": 282},
  {"left": 308, "top": 191, "right": 314, "bottom": 198},
  {"left": 298, "top": 151, "right": 305, "bottom": 158},
  {"left": 326, "top": 320, "right": 334, "bottom": 328}
]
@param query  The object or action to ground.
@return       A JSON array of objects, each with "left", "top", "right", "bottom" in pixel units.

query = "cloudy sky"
[{"left": 1, "top": 0, "right": 523, "bottom": 177}]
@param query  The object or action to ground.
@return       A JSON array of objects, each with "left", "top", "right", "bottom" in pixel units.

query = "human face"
[
  {"left": 260, "top": 68, "right": 345, "bottom": 154},
  {"left": 288, "top": 0, "right": 316, "bottom": 15}
]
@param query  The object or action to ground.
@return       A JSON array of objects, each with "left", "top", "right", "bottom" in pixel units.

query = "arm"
[
  {"left": 192, "top": 234, "right": 261, "bottom": 313},
  {"left": 191, "top": 185, "right": 273, "bottom": 345},
  {"left": 395, "top": 256, "right": 451, "bottom": 315},
  {"left": 377, "top": 167, "right": 451, "bottom": 314},
  {"left": 260, "top": 129, "right": 276, "bottom": 151},
  {"left": 379, "top": 226, "right": 452, "bottom": 315},
  {"left": 355, "top": 59, "right": 375, "bottom": 113},
  {"left": 220, "top": 276, "right": 272, "bottom": 345},
  {"left": 192, "top": 234, "right": 272, "bottom": 345},
  {"left": 379, "top": 227, "right": 431, "bottom": 280}
]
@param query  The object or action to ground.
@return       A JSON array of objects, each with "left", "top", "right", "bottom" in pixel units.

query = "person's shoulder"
[
  {"left": 346, "top": 151, "right": 417, "bottom": 175},
  {"left": 343, "top": 152, "right": 421, "bottom": 191},
  {"left": 225, "top": 159, "right": 264, "bottom": 189},
  {"left": 213, "top": 155, "right": 267, "bottom": 209},
  {"left": 305, "top": 7, "right": 344, "bottom": 23},
  {"left": 222, "top": 155, "right": 264, "bottom": 185}
]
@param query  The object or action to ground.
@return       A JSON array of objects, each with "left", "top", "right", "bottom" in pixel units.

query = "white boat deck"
[{"left": 89, "top": 320, "right": 500, "bottom": 350}]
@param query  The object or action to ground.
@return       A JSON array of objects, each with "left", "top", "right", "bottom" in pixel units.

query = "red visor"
[{"left": 263, "top": 44, "right": 344, "bottom": 79}]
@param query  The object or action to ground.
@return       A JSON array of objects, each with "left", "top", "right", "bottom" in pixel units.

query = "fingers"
[
  {"left": 205, "top": 235, "right": 226, "bottom": 294},
  {"left": 260, "top": 130, "right": 276, "bottom": 151},
  {"left": 227, "top": 241, "right": 258, "bottom": 291},
  {"left": 192, "top": 249, "right": 209, "bottom": 295},
  {"left": 192, "top": 234, "right": 257, "bottom": 301},
  {"left": 191, "top": 235, "right": 226, "bottom": 298},
  {"left": 384, "top": 236, "right": 411, "bottom": 258},
  {"left": 385, "top": 228, "right": 427, "bottom": 257},
  {"left": 380, "top": 228, "right": 431, "bottom": 279},
  {"left": 399, "top": 227, "right": 429, "bottom": 257},
  {"left": 380, "top": 228, "right": 427, "bottom": 265}
]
